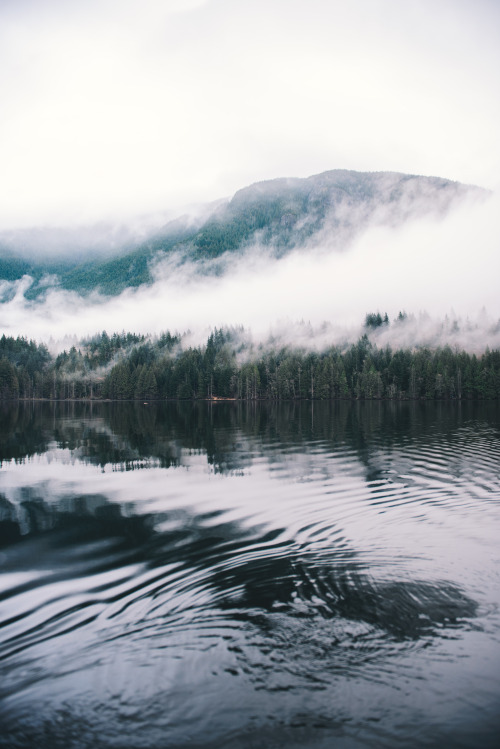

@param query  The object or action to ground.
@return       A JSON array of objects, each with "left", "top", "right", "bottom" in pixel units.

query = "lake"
[{"left": 1, "top": 400, "right": 499, "bottom": 748}]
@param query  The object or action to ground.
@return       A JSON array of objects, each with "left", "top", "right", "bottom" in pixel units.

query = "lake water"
[{"left": 1, "top": 400, "right": 499, "bottom": 748}]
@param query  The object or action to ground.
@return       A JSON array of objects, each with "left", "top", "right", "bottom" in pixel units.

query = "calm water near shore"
[{"left": 1, "top": 400, "right": 499, "bottom": 748}]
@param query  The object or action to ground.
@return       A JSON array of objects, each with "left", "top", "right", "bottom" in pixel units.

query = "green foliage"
[
  {"left": 83, "top": 331, "right": 146, "bottom": 368},
  {"left": 364, "top": 312, "right": 389, "bottom": 329},
  {"left": 61, "top": 249, "right": 154, "bottom": 295},
  {"left": 1, "top": 326, "right": 500, "bottom": 402},
  {"left": 0, "top": 254, "right": 33, "bottom": 282},
  {"left": 0, "top": 357, "right": 19, "bottom": 399},
  {"left": 0, "top": 335, "right": 51, "bottom": 377},
  {"left": 0, "top": 220, "right": 197, "bottom": 298},
  {"left": 2, "top": 171, "right": 475, "bottom": 298}
]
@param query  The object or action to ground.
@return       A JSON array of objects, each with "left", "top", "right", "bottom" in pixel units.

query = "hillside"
[{"left": 0, "top": 170, "right": 484, "bottom": 299}]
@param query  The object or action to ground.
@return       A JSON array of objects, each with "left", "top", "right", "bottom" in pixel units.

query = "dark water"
[{"left": 1, "top": 400, "right": 499, "bottom": 748}]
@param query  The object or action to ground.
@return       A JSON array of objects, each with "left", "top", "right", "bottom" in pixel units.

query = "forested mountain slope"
[{"left": 0, "top": 170, "right": 484, "bottom": 299}]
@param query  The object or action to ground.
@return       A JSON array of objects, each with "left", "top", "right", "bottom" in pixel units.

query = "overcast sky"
[{"left": 1, "top": 0, "right": 499, "bottom": 229}]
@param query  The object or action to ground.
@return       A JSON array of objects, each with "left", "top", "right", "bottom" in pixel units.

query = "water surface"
[{"left": 1, "top": 401, "right": 499, "bottom": 748}]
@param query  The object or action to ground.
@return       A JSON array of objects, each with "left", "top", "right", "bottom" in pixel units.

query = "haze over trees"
[
  {"left": 1, "top": 319, "right": 499, "bottom": 402},
  {"left": 0, "top": 170, "right": 485, "bottom": 300}
]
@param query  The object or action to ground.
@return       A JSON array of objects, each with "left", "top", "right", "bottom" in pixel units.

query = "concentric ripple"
[{"left": 0, "top": 400, "right": 499, "bottom": 748}]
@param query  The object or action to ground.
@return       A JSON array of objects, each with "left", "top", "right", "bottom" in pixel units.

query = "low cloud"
[{"left": 0, "top": 192, "right": 498, "bottom": 354}]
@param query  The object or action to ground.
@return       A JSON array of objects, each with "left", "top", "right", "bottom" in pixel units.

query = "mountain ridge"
[{"left": 0, "top": 169, "right": 487, "bottom": 300}]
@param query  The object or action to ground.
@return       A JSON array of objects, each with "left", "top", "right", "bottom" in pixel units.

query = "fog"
[
  {"left": 1, "top": 192, "right": 498, "bottom": 354},
  {"left": 1, "top": 1, "right": 498, "bottom": 353},
  {"left": 0, "top": 217, "right": 168, "bottom": 261},
  {"left": 0, "top": 198, "right": 227, "bottom": 261}
]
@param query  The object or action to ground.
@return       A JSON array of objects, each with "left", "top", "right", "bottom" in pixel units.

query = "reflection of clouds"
[
  {"left": 0, "top": 444, "right": 479, "bottom": 640},
  {"left": 2, "top": 401, "right": 499, "bottom": 589},
  {"left": 1, "top": 399, "right": 497, "bottom": 749}
]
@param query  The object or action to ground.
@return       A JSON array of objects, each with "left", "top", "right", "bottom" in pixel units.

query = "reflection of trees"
[
  {"left": 214, "top": 554, "right": 478, "bottom": 641},
  {"left": 0, "top": 487, "right": 477, "bottom": 643},
  {"left": 0, "top": 398, "right": 491, "bottom": 749},
  {"left": 0, "top": 398, "right": 488, "bottom": 653},
  {"left": 0, "top": 402, "right": 49, "bottom": 464},
  {"left": 1, "top": 400, "right": 498, "bottom": 476},
  {"left": 0, "top": 494, "right": 21, "bottom": 544},
  {"left": 0, "top": 491, "right": 155, "bottom": 551}
]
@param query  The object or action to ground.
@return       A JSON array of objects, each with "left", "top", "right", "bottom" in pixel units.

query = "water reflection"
[
  {"left": 1, "top": 401, "right": 499, "bottom": 748},
  {"left": 2, "top": 399, "right": 499, "bottom": 468}
]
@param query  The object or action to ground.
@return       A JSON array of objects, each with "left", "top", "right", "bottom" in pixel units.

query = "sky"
[{"left": 0, "top": 0, "right": 499, "bottom": 229}]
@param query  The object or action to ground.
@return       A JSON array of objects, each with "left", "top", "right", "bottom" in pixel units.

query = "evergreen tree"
[{"left": 0, "top": 358, "right": 19, "bottom": 399}]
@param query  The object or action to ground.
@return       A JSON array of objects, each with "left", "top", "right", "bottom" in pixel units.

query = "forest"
[
  {"left": 1, "top": 170, "right": 480, "bottom": 299},
  {"left": 1, "top": 317, "right": 500, "bottom": 402}
]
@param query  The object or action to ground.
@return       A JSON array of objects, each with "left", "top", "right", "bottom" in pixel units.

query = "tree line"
[{"left": 1, "top": 328, "right": 500, "bottom": 401}]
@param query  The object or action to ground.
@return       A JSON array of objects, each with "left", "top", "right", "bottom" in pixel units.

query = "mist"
[{"left": 0, "top": 191, "right": 498, "bottom": 354}]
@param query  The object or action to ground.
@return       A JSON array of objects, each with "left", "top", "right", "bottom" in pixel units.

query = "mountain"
[{"left": 0, "top": 170, "right": 486, "bottom": 299}]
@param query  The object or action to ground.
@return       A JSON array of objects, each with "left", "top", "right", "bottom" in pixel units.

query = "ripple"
[{"left": 1, "top": 402, "right": 500, "bottom": 748}]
